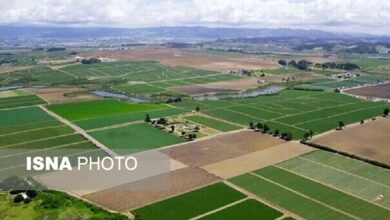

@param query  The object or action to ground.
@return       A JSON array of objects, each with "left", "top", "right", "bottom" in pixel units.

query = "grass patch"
[
  {"left": 48, "top": 99, "right": 170, "bottom": 121},
  {"left": 132, "top": 183, "right": 246, "bottom": 220},
  {"left": 185, "top": 115, "right": 242, "bottom": 132},
  {"left": 200, "top": 199, "right": 282, "bottom": 220},
  {"left": 89, "top": 123, "right": 183, "bottom": 153}
]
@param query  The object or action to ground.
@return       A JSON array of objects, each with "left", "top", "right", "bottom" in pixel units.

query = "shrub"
[{"left": 13, "top": 194, "right": 24, "bottom": 203}]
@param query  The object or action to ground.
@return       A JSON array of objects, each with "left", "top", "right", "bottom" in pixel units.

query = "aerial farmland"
[{"left": 1, "top": 4, "right": 390, "bottom": 219}]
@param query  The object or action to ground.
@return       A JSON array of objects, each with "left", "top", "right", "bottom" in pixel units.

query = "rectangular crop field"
[
  {"left": 199, "top": 199, "right": 283, "bottom": 220},
  {"left": 184, "top": 115, "right": 242, "bottom": 132},
  {"left": 48, "top": 99, "right": 170, "bottom": 121},
  {"left": 0, "top": 94, "right": 46, "bottom": 110},
  {"left": 76, "top": 108, "right": 187, "bottom": 130},
  {"left": 278, "top": 150, "right": 390, "bottom": 208},
  {"left": 174, "top": 90, "right": 389, "bottom": 139},
  {"left": 89, "top": 123, "right": 183, "bottom": 153},
  {"left": 132, "top": 183, "right": 246, "bottom": 220}
]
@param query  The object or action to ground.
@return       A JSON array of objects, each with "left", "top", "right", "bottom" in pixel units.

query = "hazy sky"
[{"left": 1, "top": 0, "right": 390, "bottom": 35}]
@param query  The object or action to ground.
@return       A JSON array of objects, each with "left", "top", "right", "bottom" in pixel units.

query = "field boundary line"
[
  {"left": 87, "top": 121, "right": 144, "bottom": 132},
  {"left": 249, "top": 172, "right": 361, "bottom": 220},
  {"left": 39, "top": 105, "right": 119, "bottom": 157},
  {"left": 274, "top": 165, "right": 390, "bottom": 211},
  {"left": 196, "top": 113, "right": 245, "bottom": 128},
  {"left": 224, "top": 180, "right": 304, "bottom": 220},
  {"left": 0, "top": 133, "right": 75, "bottom": 149},
  {"left": 294, "top": 157, "right": 390, "bottom": 190},
  {"left": 55, "top": 68, "right": 78, "bottom": 78},
  {"left": 294, "top": 104, "right": 388, "bottom": 126},
  {"left": 190, "top": 198, "right": 249, "bottom": 220},
  {"left": 0, "top": 124, "right": 65, "bottom": 138}
]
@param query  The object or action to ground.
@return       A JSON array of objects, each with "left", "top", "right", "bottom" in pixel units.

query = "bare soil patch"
[
  {"left": 25, "top": 87, "right": 100, "bottom": 103},
  {"left": 161, "top": 131, "right": 285, "bottom": 167},
  {"left": 312, "top": 118, "right": 390, "bottom": 164},
  {"left": 82, "top": 166, "right": 219, "bottom": 211},
  {"left": 173, "top": 77, "right": 263, "bottom": 95},
  {"left": 82, "top": 47, "right": 277, "bottom": 71},
  {"left": 345, "top": 83, "right": 390, "bottom": 99},
  {"left": 202, "top": 142, "right": 315, "bottom": 179}
]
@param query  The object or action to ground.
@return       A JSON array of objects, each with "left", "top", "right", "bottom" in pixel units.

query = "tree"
[
  {"left": 338, "top": 121, "right": 345, "bottom": 130},
  {"left": 263, "top": 124, "right": 270, "bottom": 133},
  {"left": 278, "top": 60, "right": 287, "bottom": 66},
  {"left": 195, "top": 106, "right": 200, "bottom": 112},
  {"left": 384, "top": 108, "right": 389, "bottom": 117},
  {"left": 26, "top": 190, "right": 37, "bottom": 198},
  {"left": 13, "top": 194, "right": 24, "bottom": 203},
  {"left": 281, "top": 132, "right": 293, "bottom": 141},
  {"left": 303, "top": 132, "right": 310, "bottom": 141},
  {"left": 297, "top": 59, "right": 310, "bottom": 70},
  {"left": 170, "top": 125, "right": 175, "bottom": 133},
  {"left": 360, "top": 120, "right": 364, "bottom": 124},
  {"left": 249, "top": 122, "right": 255, "bottom": 130},
  {"left": 157, "top": 117, "right": 168, "bottom": 125},
  {"left": 256, "top": 122, "right": 263, "bottom": 131},
  {"left": 309, "top": 130, "right": 314, "bottom": 139},
  {"left": 145, "top": 114, "right": 151, "bottom": 123},
  {"left": 273, "top": 129, "right": 280, "bottom": 137}
]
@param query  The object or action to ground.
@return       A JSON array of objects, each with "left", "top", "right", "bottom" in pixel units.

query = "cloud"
[{"left": 0, "top": 0, "right": 389, "bottom": 34}]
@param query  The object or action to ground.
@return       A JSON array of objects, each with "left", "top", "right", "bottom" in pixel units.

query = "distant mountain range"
[{"left": 0, "top": 25, "right": 386, "bottom": 42}]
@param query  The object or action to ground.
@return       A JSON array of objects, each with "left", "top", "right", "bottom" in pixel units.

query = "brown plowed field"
[
  {"left": 83, "top": 47, "right": 277, "bottom": 71},
  {"left": 312, "top": 117, "right": 390, "bottom": 164},
  {"left": 25, "top": 87, "right": 100, "bottom": 103},
  {"left": 345, "top": 83, "right": 390, "bottom": 99},
  {"left": 161, "top": 131, "right": 285, "bottom": 167},
  {"left": 82, "top": 166, "right": 219, "bottom": 211},
  {"left": 173, "top": 77, "right": 263, "bottom": 95},
  {"left": 202, "top": 142, "right": 315, "bottom": 179}
]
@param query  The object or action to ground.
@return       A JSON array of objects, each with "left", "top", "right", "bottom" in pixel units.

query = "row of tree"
[
  {"left": 278, "top": 59, "right": 312, "bottom": 70},
  {"left": 249, "top": 122, "right": 293, "bottom": 141},
  {"left": 315, "top": 62, "right": 359, "bottom": 70}
]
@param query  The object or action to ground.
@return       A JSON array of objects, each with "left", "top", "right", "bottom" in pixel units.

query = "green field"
[
  {"left": 278, "top": 151, "right": 390, "bottom": 208},
  {"left": 174, "top": 90, "right": 389, "bottom": 139},
  {"left": 76, "top": 108, "right": 187, "bottom": 130},
  {"left": 200, "top": 199, "right": 283, "bottom": 220},
  {"left": 230, "top": 173, "right": 353, "bottom": 220},
  {"left": 295, "top": 74, "right": 390, "bottom": 90},
  {"left": 230, "top": 164, "right": 390, "bottom": 220},
  {"left": 185, "top": 115, "right": 242, "bottom": 132},
  {"left": 0, "top": 107, "right": 57, "bottom": 129},
  {"left": 262, "top": 68, "right": 302, "bottom": 75},
  {"left": 132, "top": 183, "right": 246, "bottom": 220},
  {"left": 0, "top": 94, "right": 46, "bottom": 110},
  {"left": 0, "top": 66, "right": 75, "bottom": 86},
  {"left": 89, "top": 123, "right": 183, "bottom": 153},
  {"left": 48, "top": 99, "right": 170, "bottom": 121}
]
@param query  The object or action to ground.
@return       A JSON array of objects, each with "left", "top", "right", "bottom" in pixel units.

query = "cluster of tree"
[
  {"left": 315, "top": 62, "right": 359, "bottom": 70},
  {"left": 166, "top": 97, "right": 182, "bottom": 103},
  {"left": 145, "top": 115, "right": 168, "bottom": 126},
  {"left": 81, "top": 57, "right": 101, "bottom": 64},
  {"left": 278, "top": 59, "right": 311, "bottom": 70},
  {"left": 302, "top": 130, "right": 314, "bottom": 141},
  {"left": 249, "top": 122, "right": 293, "bottom": 141},
  {"left": 10, "top": 190, "right": 37, "bottom": 204},
  {"left": 46, "top": 47, "right": 66, "bottom": 52}
]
